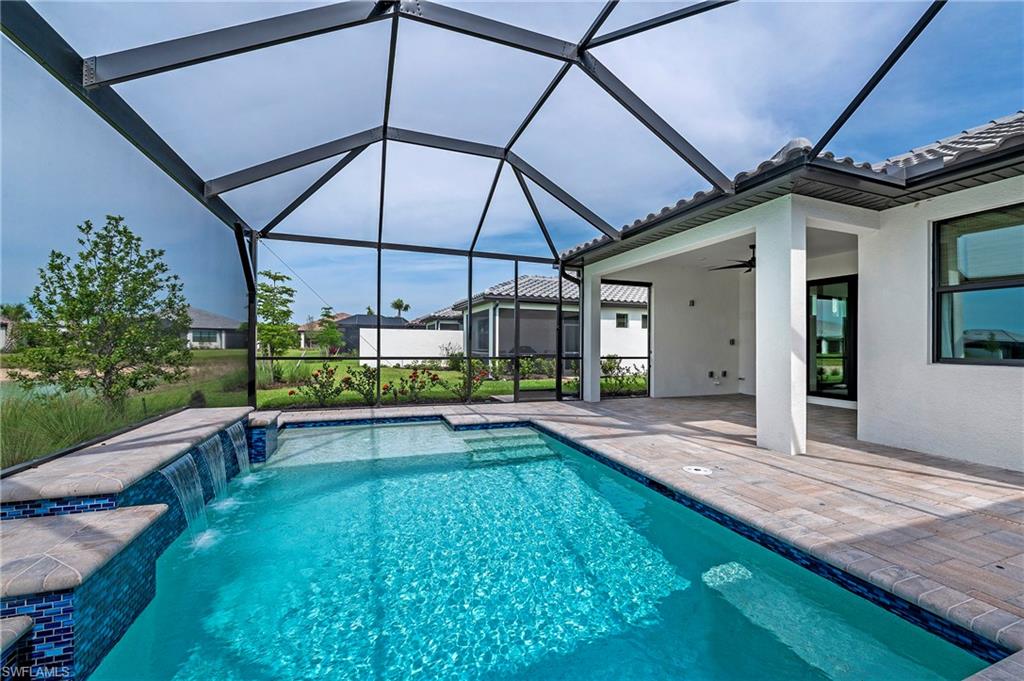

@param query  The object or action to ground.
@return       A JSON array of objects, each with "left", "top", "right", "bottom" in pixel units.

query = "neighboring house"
[
  {"left": 339, "top": 314, "right": 408, "bottom": 354},
  {"left": 297, "top": 311, "right": 351, "bottom": 349},
  {"left": 560, "top": 111, "right": 1024, "bottom": 471},
  {"left": 448, "top": 275, "right": 649, "bottom": 364},
  {"left": 412, "top": 306, "right": 463, "bottom": 331},
  {"left": 186, "top": 306, "right": 245, "bottom": 349}
]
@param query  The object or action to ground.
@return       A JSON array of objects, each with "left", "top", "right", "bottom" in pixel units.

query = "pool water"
[{"left": 92, "top": 422, "right": 988, "bottom": 680}]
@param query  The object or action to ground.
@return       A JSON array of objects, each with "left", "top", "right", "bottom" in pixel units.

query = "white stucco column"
[
  {"left": 582, "top": 270, "right": 603, "bottom": 402},
  {"left": 755, "top": 197, "right": 807, "bottom": 455}
]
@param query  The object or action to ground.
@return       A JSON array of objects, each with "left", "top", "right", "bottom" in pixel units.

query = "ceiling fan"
[{"left": 709, "top": 244, "right": 756, "bottom": 273}]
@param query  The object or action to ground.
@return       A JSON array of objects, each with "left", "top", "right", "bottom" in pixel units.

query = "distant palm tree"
[
  {"left": 365, "top": 305, "right": 375, "bottom": 316},
  {"left": 1, "top": 302, "right": 31, "bottom": 352},
  {"left": 390, "top": 298, "right": 410, "bottom": 319}
]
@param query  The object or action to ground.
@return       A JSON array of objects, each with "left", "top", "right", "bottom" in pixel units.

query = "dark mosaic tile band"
[
  {"left": 289, "top": 415, "right": 1010, "bottom": 664},
  {"left": 0, "top": 496, "right": 117, "bottom": 520}
]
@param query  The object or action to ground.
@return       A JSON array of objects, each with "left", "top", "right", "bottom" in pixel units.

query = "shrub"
[
  {"left": 441, "top": 342, "right": 464, "bottom": 372},
  {"left": 188, "top": 390, "right": 207, "bottom": 408},
  {"left": 342, "top": 365, "right": 378, "bottom": 405},
  {"left": 443, "top": 364, "right": 487, "bottom": 402},
  {"left": 297, "top": 362, "right": 344, "bottom": 407}
]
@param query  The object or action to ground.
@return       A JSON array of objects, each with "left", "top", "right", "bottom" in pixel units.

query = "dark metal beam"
[
  {"left": 1, "top": 0, "right": 249, "bottom": 231},
  {"left": 245, "top": 232, "right": 259, "bottom": 407},
  {"left": 263, "top": 231, "right": 556, "bottom": 264},
  {"left": 82, "top": 1, "right": 391, "bottom": 88},
  {"left": 512, "top": 166, "right": 560, "bottom": 261},
  {"left": 504, "top": 62, "right": 571, "bottom": 152},
  {"left": 260, "top": 145, "right": 368, "bottom": 236},
  {"left": 576, "top": 51, "right": 732, "bottom": 193},
  {"left": 376, "top": 12, "right": 400, "bottom": 406},
  {"left": 386, "top": 127, "right": 504, "bottom": 159},
  {"left": 578, "top": 1, "right": 619, "bottom": 50},
  {"left": 506, "top": 152, "right": 618, "bottom": 240},
  {"left": 586, "top": 0, "right": 737, "bottom": 49},
  {"left": 396, "top": 0, "right": 576, "bottom": 61},
  {"left": 205, "top": 126, "right": 383, "bottom": 197},
  {"left": 810, "top": 0, "right": 946, "bottom": 159},
  {"left": 233, "top": 223, "right": 256, "bottom": 292},
  {"left": 469, "top": 160, "right": 505, "bottom": 252}
]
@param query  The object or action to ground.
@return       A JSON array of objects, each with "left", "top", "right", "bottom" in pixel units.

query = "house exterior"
[
  {"left": 186, "top": 306, "right": 245, "bottom": 349},
  {"left": 449, "top": 276, "right": 649, "bottom": 367},
  {"left": 411, "top": 306, "right": 463, "bottom": 331},
  {"left": 297, "top": 311, "right": 351, "bottom": 349},
  {"left": 564, "top": 111, "right": 1023, "bottom": 472},
  {"left": 340, "top": 314, "right": 408, "bottom": 354}
]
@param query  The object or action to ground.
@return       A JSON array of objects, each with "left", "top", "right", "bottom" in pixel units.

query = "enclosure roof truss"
[{"left": 2, "top": 0, "right": 945, "bottom": 264}]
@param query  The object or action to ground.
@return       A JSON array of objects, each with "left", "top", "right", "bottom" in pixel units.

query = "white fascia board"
[
  {"left": 584, "top": 196, "right": 793, "bottom": 277},
  {"left": 795, "top": 195, "right": 880, "bottom": 235}
]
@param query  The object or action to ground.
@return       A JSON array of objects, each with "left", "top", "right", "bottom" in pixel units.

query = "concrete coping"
[
  {"left": 1, "top": 407, "right": 253, "bottom": 503},
  {"left": 1, "top": 505, "right": 167, "bottom": 598},
  {"left": 1, "top": 615, "right": 33, "bottom": 653},
  {"left": 248, "top": 410, "right": 281, "bottom": 429}
]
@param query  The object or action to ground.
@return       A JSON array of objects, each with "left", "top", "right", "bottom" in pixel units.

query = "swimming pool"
[{"left": 92, "top": 421, "right": 987, "bottom": 680}]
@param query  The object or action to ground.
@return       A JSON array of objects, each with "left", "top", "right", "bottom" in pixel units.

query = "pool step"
[{"left": 468, "top": 444, "right": 557, "bottom": 466}]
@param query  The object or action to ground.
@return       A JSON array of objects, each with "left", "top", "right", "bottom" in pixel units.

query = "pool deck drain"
[{"left": 269, "top": 395, "right": 1024, "bottom": 657}]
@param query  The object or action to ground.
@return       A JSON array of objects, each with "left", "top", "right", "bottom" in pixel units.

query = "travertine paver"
[
  {"left": 266, "top": 395, "right": 1024, "bottom": 653},
  {"left": 964, "top": 649, "right": 1024, "bottom": 680},
  {"left": 0, "top": 615, "right": 32, "bottom": 652},
  {"left": 1, "top": 407, "right": 252, "bottom": 503},
  {"left": 0, "top": 505, "right": 167, "bottom": 598}
]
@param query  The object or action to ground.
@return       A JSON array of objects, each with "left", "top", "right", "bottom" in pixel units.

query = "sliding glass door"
[{"left": 808, "top": 276, "right": 856, "bottom": 400}]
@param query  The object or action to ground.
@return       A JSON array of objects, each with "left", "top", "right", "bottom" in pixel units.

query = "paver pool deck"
[{"left": 265, "top": 394, "right": 1024, "bottom": 653}]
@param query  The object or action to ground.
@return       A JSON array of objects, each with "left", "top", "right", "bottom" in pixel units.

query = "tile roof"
[
  {"left": 561, "top": 111, "right": 1024, "bottom": 260},
  {"left": 187, "top": 306, "right": 242, "bottom": 330},
  {"left": 412, "top": 305, "right": 461, "bottom": 324},
  {"left": 877, "top": 111, "right": 1024, "bottom": 171},
  {"left": 454, "top": 275, "right": 647, "bottom": 308},
  {"left": 297, "top": 311, "right": 351, "bottom": 331}
]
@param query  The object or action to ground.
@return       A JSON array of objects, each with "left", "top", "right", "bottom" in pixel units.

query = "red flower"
[{"left": 288, "top": 390, "right": 296, "bottom": 396}]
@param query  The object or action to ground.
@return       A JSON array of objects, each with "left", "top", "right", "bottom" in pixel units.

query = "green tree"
[
  {"left": 256, "top": 270, "right": 298, "bottom": 380},
  {"left": 365, "top": 305, "right": 375, "bottom": 316},
  {"left": 12, "top": 216, "right": 191, "bottom": 410},
  {"left": 390, "top": 298, "right": 410, "bottom": 318},
  {"left": 0, "top": 302, "right": 31, "bottom": 352},
  {"left": 313, "top": 306, "right": 342, "bottom": 354}
]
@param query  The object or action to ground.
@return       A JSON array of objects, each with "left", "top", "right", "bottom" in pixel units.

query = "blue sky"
[{"left": 2, "top": 1, "right": 1021, "bottom": 323}]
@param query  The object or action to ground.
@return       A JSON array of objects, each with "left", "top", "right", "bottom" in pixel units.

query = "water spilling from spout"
[
  {"left": 160, "top": 452, "right": 208, "bottom": 538},
  {"left": 199, "top": 436, "right": 227, "bottom": 499},
  {"left": 226, "top": 421, "right": 251, "bottom": 476}
]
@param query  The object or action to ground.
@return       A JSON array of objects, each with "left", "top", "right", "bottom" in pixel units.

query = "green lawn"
[{"left": 255, "top": 357, "right": 559, "bottom": 408}]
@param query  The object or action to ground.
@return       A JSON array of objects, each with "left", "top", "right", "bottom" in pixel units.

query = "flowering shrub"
[
  {"left": 343, "top": 365, "right": 378, "bottom": 406},
  {"left": 296, "top": 362, "right": 344, "bottom": 407},
  {"left": 443, "top": 366, "right": 488, "bottom": 402}
]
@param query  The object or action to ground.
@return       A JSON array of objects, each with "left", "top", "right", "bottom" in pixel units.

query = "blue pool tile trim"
[
  {"left": 0, "top": 419, "right": 250, "bottom": 521},
  {"left": 248, "top": 421, "right": 278, "bottom": 463},
  {"left": 0, "top": 496, "right": 117, "bottom": 520},
  {"left": 0, "top": 513, "right": 177, "bottom": 681},
  {"left": 1, "top": 629, "right": 32, "bottom": 680},
  {"left": 282, "top": 414, "right": 1010, "bottom": 664}
]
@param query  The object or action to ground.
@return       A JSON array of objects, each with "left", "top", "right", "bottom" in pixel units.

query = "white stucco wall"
[
  {"left": 858, "top": 177, "right": 1024, "bottom": 471},
  {"left": 359, "top": 328, "right": 463, "bottom": 366},
  {"left": 615, "top": 259, "right": 739, "bottom": 397}
]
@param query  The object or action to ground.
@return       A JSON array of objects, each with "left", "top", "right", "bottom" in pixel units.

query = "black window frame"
[
  {"left": 932, "top": 203, "right": 1024, "bottom": 367},
  {"left": 641, "top": 313, "right": 648, "bottom": 330},
  {"left": 615, "top": 312, "right": 629, "bottom": 328},
  {"left": 191, "top": 328, "right": 219, "bottom": 343}
]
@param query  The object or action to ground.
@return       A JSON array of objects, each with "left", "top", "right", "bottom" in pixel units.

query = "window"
[
  {"left": 191, "top": 329, "right": 218, "bottom": 343},
  {"left": 616, "top": 313, "right": 629, "bottom": 328},
  {"left": 934, "top": 204, "right": 1024, "bottom": 364},
  {"left": 641, "top": 314, "right": 649, "bottom": 330},
  {"left": 472, "top": 311, "right": 490, "bottom": 355}
]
